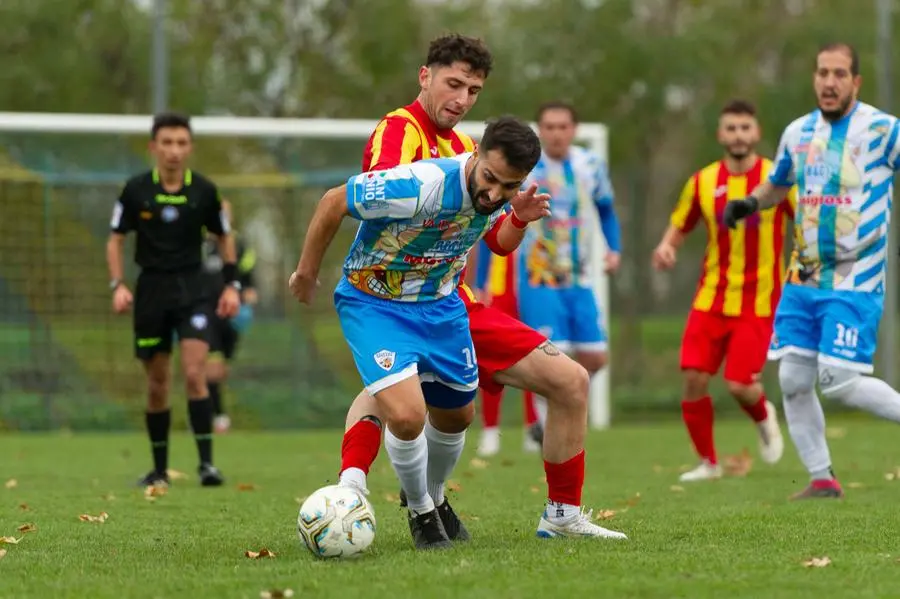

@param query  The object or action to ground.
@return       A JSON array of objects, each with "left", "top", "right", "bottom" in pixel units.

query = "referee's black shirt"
[{"left": 111, "top": 168, "right": 229, "bottom": 272}]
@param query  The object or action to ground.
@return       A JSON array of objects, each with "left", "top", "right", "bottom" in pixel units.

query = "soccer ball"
[{"left": 297, "top": 484, "right": 376, "bottom": 558}]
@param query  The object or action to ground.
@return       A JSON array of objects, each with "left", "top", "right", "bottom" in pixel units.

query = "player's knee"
[
  {"left": 777, "top": 356, "right": 817, "bottom": 399},
  {"left": 182, "top": 363, "right": 207, "bottom": 396},
  {"left": 817, "top": 364, "right": 860, "bottom": 402},
  {"left": 683, "top": 370, "right": 710, "bottom": 399},
  {"left": 547, "top": 359, "right": 589, "bottom": 412},
  {"left": 725, "top": 380, "right": 757, "bottom": 401},
  {"left": 385, "top": 403, "right": 427, "bottom": 440}
]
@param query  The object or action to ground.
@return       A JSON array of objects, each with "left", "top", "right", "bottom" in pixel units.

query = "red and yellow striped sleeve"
[
  {"left": 365, "top": 116, "right": 423, "bottom": 171},
  {"left": 670, "top": 173, "right": 702, "bottom": 233},
  {"left": 783, "top": 184, "right": 798, "bottom": 220}
]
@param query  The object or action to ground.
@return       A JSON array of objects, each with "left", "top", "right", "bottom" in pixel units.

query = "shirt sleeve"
[
  {"left": 110, "top": 181, "right": 138, "bottom": 234},
  {"left": 769, "top": 128, "right": 796, "bottom": 187},
  {"left": 592, "top": 160, "right": 621, "bottom": 252},
  {"left": 367, "top": 116, "right": 423, "bottom": 171},
  {"left": 783, "top": 185, "right": 798, "bottom": 220},
  {"left": 670, "top": 173, "right": 702, "bottom": 234},
  {"left": 204, "top": 184, "right": 230, "bottom": 236},
  {"left": 884, "top": 118, "right": 900, "bottom": 171},
  {"left": 473, "top": 239, "right": 492, "bottom": 289},
  {"left": 345, "top": 163, "right": 442, "bottom": 221}
]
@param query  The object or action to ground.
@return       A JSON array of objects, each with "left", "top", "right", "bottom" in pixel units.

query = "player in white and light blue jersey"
[
  {"left": 517, "top": 102, "right": 622, "bottom": 431},
  {"left": 290, "top": 116, "right": 550, "bottom": 550},
  {"left": 725, "top": 43, "right": 900, "bottom": 500}
]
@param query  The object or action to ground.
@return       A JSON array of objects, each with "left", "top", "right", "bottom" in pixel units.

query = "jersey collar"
[{"left": 152, "top": 168, "right": 193, "bottom": 186}]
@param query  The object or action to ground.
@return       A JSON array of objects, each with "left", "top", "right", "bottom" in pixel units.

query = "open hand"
[{"left": 509, "top": 183, "right": 551, "bottom": 223}]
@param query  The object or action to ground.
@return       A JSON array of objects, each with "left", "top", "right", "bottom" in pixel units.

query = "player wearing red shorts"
[
  {"left": 468, "top": 242, "right": 542, "bottom": 456},
  {"left": 652, "top": 99, "right": 796, "bottom": 482},
  {"left": 336, "top": 34, "right": 626, "bottom": 541}
]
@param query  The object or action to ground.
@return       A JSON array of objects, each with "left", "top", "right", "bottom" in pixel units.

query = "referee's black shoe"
[{"left": 199, "top": 463, "right": 225, "bottom": 487}]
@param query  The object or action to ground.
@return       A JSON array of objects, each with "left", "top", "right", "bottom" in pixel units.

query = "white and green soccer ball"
[{"left": 297, "top": 484, "right": 376, "bottom": 558}]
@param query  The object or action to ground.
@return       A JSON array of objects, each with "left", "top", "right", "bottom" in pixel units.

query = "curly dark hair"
[{"left": 426, "top": 34, "right": 493, "bottom": 77}]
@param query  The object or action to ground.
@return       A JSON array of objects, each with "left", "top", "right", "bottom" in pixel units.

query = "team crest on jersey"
[
  {"left": 162, "top": 205, "right": 179, "bottom": 223},
  {"left": 373, "top": 349, "right": 395, "bottom": 371}
]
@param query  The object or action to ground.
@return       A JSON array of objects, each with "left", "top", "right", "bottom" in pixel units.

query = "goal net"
[{"left": 0, "top": 112, "right": 611, "bottom": 431}]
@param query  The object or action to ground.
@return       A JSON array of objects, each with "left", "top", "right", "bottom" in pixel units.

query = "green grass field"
[{"left": 2, "top": 417, "right": 899, "bottom": 598}]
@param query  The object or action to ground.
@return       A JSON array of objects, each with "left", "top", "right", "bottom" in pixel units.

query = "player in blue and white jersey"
[
  {"left": 516, "top": 101, "right": 622, "bottom": 433},
  {"left": 725, "top": 43, "right": 900, "bottom": 500},
  {"left": 289, "top": 116, "right": 552, "bottom": 550}
]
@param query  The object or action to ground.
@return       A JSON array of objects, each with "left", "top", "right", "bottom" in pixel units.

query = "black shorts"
[
  {"left": 208, "top": 314, "right": 240, "bottom": 360},
  {"left": 133, "top": 270, "right": 211, "bottom": 360}
]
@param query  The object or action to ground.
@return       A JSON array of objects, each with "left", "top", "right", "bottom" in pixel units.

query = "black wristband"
[
  {"left": 747, "top": 195, "right": 759, "bottom": 211},
  {"left": 222, "top": 263, "right": 238, "bottom": 284}
]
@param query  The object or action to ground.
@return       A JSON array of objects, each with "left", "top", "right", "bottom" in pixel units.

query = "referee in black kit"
[{"left": 106, "top": 112, "right": 240, "bottom": 488}]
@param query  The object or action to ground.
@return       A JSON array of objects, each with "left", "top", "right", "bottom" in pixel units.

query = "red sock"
[
  {"left": 544, "top": 450, "right": 585, "bottom": 506},
  {"left": 681, "top": 396, "right": 717, "bottom": 465},
  {"left": 339, "top": 419, "right": 382, "bottom": 475},
  {"left": 740, "top": 395, "right": 769, "bottom": 423},
  {"left": 481, "top": 389, "right": 503, "bottom": 428},
  {"left": 523, "top": 391, "right": 538, "bottom": 426}
]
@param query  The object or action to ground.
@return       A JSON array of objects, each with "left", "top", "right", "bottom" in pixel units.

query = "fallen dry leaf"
[
  {"left": 166, "top": 469, "right": 188, "bottom": 480},
  {"left": 0, "top": 537, "right": 20, "bottom": 545},
  {"left": 623, "top": 492, "right": 642, "bottom": 507},
  {"left": 447, "top": 480, "right": 462, "bottom": 493},
  {"left": 294, "top": 496, "right": 307, "bottom": 505},
  {"left": 5, "top": 479, "right": 17, "bottom": 489},
  {"left": 245, "top": 548, "right": 276, "bottom": 559},
  {"left": 384, "top": 493, "right": 400, "bottom": 503},
  {"left": 885, "top": 472, "right": 896, "bottom": 481},
  {"left": 18, "top": 504, "right": 29, "bottom": 511},
  {"left": 0, "top": 549, "right": 6, "bottom": 560},
  {"left": 803, "top": 556, "right": 832, "bottom": 568},
  {"left": 847, "top": 482, "right": 865, "bottom": 489},
  {"left": 144, "top": 485, "right": 167, "bottom": 501},
  {"left": 16, "top": 524, "right": 36, "bottom": 534},
  {"left": 529, "top": 486, "right": 541, "bottom": 494},
  {"left": 652, "top": 465, "right": 665, "bottom": 474},
  {"left": 825, "top": 427, "right": 847, "bottom": 439},
  {"left": 458, "top": 512, "right": 480, "bottom": 522},
  {"left": 594, "top": 509, "right": 617, "bottom": 521},
  {"left": 78, "top": 512, "right": 109, "bottom": 524},
  {"left": 670, "top": 485, "right": 685, "bottom": 492},
  {"left": 469, "top": 458, "right": 488, "bottom": 470},
  {"left": 237, "top": 483, "right": 258, "bottom": 491},
  {"left": 260, "top": 589, "right": 294, "bottom": 599},
  {"left": 723, "top": 448, "right": 753, "bottom": 477}
]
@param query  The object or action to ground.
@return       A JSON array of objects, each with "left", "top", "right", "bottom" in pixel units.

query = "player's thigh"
[
  {"left": 680, "top": 309, "right": 727, "bottom": 376},
  {"left": 418, "top": 295, "right": 478, "bottom": 410},
  {"left": 816, "top": 290, "right": 883, "bottom": 374},
  {"left": 768, "top": 283, "right": 820, "bottom": 361},
  {"left": 468, "top": 302, "right": 545, "bottom": 395},
  {"left": 133, "top": 278, "right": 173, "bottom": 361},
  {"left": 517, "top": 284, "right": 569, "bottom": 349},
  {"left": 333, "top": 283, "right": 420, "bottom": 396},
  {"left": 564, "top": 286, "right": 608, "bottom": 354},
  {"left": 724, "top": 315, "right": 773, "bottom": 385}
]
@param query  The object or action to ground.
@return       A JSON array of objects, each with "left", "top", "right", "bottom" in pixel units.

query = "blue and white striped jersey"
[
  {"left": 770, "top": 101, "right": 900, "bottom": 293},
  {"left": 343, "top": 153, "right": 502, "bottom": 302}
]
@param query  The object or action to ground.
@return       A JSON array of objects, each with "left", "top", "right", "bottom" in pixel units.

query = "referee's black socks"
[
  {"left": 146, "top": 409, "right": 171, "bottom": 475},
  {"left": 208, "top": 382, "right": 223, "bottom": 416},
  {"left": 188, "top": 397, "right": 214, "bottom": 465}
]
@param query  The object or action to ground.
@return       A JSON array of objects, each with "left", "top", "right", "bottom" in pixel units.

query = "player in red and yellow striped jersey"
[
  {"left": 337, "top": 34, "right": 626, "bottom": 545},
  {"left": 652, "top": 99, "right": 797, "bottom": 482}
]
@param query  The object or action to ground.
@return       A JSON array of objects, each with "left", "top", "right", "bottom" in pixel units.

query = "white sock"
[
  {"left": 837, "top": 377, "right": 900, "bottom": 422},
  {"left": 424, "top": 418, "right": 466, "bottom": 506},
  {"left": 545, "top": 500, "right": 580, "bottom": 522},
  {"left": 533, "top": 395, "right": 548, "bottom": 427},
  {"left": 338, "top": 467, "right": 367, "bottom": 491},
  {"left": 481, "top": 426, "right": 499, "bottom": 441},
  {"left": 782, "top": 388, "right": 833, "bottom": 478},
  {"left": 384, "top": 427, "right": 433, "bottom": 514}
]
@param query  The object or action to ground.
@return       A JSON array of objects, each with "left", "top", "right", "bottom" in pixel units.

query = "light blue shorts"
[
  {"left": 334, "top": 279, "right": 478, "bottom": 408},
  {"left": 517, "top": 284, "right": 607, "bottom": 352},
  {"left": 768, "top": 283, "right": 883, "bottom": 373}
]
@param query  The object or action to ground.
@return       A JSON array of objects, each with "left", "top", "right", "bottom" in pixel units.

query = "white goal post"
[{"left": 0, "top": 111, "right": 612, "bottom": 430}]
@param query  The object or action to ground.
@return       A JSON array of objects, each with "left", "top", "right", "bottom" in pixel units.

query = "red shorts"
[
  {"left": 680, "top": 309, "right": 773, "bottom": 385},
  {"left": 458, "top": 285, "right": 545, "bottom": 394}
]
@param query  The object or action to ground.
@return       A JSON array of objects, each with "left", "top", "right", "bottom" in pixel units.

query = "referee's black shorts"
[{"left": 133, "top": 269, "right": 212, "bottom": 360}]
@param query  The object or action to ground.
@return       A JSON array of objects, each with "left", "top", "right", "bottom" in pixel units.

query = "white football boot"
[
  {"left": 537, "top": 507, "right": 628, "bottom": 540},
  {"left": 756, "top": 400, "right": 784, "bottom": 464},
  {"left": 679, "top": 460, "right": 723, "bottom": 482},
  {"left": 477, "top": 427, "right": 501, "bottom": 457}
]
